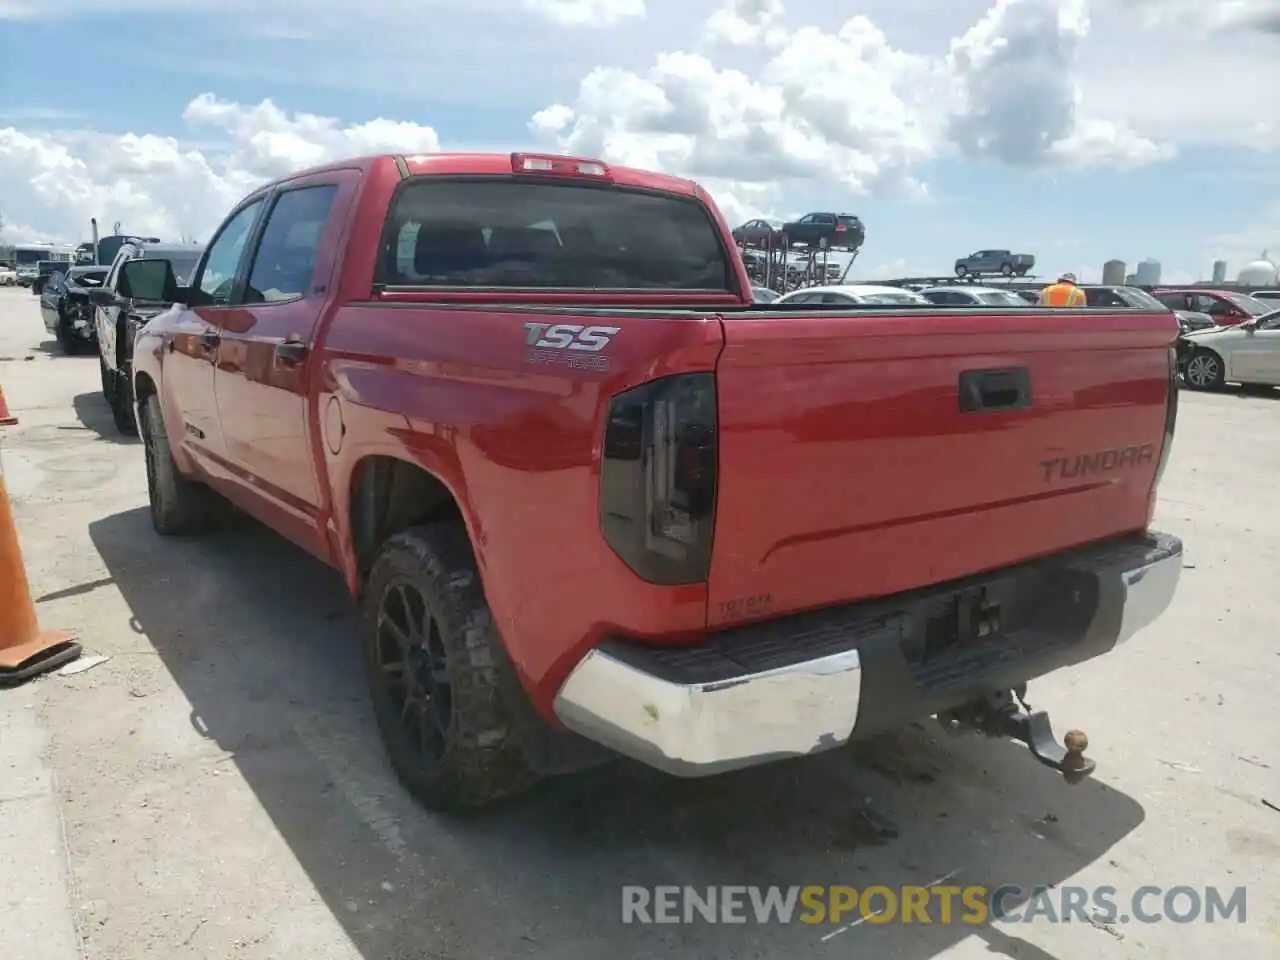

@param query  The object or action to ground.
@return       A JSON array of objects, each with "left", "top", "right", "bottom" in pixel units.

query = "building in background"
[
  {"left": 1238, "top": 252, "right": 1279, "bottom": 286},
  {"left": 1102, "top": 259, "right": 1126, "bottom": 285},
  {"left": 1212, "top": 260, "right": 1228, "bottom": 284},
  {"left": 1135, "top": 259, "right": 1162, "bottom": 286}
]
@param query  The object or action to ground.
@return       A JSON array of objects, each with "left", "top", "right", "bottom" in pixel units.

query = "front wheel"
[
  {"left": 110, "top": 364, "right": 138, "bottom": 436},
  {"left": 362, "top": 523, "right": 539, "bottom": 812},
  {"left": 1000, "top": 263, "right": 1014, "bottom": 277},
  {"left": 140, "top": 393, "right": 220, "bottom": 534},
  {"left": 1184, "top": 350, "right": 1225, "bottom": 390}
]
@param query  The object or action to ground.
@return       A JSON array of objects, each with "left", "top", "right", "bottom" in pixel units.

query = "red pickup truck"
[{"left": 114, "top": 151, "right": 1183, "bottom": 811}]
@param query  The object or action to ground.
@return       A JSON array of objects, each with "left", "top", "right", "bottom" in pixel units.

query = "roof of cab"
[{"left": 256, "top": 152, "right": 702, "bottom": 198}]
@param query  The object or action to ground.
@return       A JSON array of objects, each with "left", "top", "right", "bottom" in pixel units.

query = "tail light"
[
  {"left": 599, "top": 373, "right": 718, "bottom": 584},
  {"left": 1151, "top": 344, "right": 1179, "bottom": 499},
  {"left": 511, "top": 153, "right": 611, "bottom": 179}
]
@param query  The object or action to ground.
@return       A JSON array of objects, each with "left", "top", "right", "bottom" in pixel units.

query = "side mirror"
[{"left": 117, "top": 258, "right": 179, "bottom": 303}]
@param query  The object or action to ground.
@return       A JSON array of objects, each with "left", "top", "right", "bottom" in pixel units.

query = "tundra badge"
[{"left": 1040, "top": 443, "right": 1155, "bottom": 482}]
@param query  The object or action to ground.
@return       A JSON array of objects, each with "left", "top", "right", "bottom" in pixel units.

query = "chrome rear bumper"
[{"left": 553, "top": 532, "right": 1182, "bottom": 777}]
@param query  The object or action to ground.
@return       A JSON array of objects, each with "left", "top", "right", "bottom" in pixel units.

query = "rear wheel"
[
  {"left": 955, "top": 264, "right": 968, "bottom": 277},
  {"left": 1184, "top": 349, "right": 1225, "bottom": 390},
  {"left": 1000, "top": 263, "right": 1014, "bottom": 277},
  {"left": 362, "top": 523, "right": 539, "bottom": 812},
  {"left": 140, "top": 393, "right": 220, "bottom": 534},
  {"left": 99, "top": 356, "right": 113, "bottom": 401}
]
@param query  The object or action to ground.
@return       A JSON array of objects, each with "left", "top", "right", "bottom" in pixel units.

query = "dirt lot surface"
[{"left": 1, "top": 286, "right": 1276, "bottom": 959}]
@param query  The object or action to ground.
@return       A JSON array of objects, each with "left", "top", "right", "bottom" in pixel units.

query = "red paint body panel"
[{"left": 132, "top": 151, "right": 1178, "bottom": 727}]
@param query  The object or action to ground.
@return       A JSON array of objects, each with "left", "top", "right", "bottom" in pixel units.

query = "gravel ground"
[{"left": 0, "top": 286, "right": 1276, "bottom": 959}]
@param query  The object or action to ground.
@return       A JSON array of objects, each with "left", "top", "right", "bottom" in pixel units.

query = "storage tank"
[
  {"left": 1134, "top": 259, "right": 1162, "bottom": 286},
  {"left": 1237, "top": 251, "right": 1278, "bottom": 287},
  {"left": 1212, "top": 260, "right": 1227, "bottom": 284},
  {"left": 1102, "top": 259, "right": 1126, "bottom": 285}
]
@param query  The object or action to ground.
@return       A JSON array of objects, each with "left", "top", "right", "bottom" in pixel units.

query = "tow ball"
[{"left": 937, "top": 688, "right": 1096, "bottom": 785}]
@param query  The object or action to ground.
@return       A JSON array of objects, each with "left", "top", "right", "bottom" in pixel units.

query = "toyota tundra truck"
[{"left": 114, "top": 151, "right": 1183, "bottom": 811}]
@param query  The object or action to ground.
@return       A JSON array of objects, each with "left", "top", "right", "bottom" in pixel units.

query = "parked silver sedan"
[{"left": 918, "top": 285, "right": 1029, "bottom": 307}]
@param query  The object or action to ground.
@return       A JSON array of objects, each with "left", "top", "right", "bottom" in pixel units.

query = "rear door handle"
[
  {"left": 275, "top": 340, "right": 309, "bottom": 364},
  {"left": 959, "top": 367, "right": 1031, "bottom": 413}
]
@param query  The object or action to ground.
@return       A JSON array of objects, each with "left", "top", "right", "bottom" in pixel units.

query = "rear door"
[
  {"left": 707, "top": 307, "right": 1176, "bottom": 625},
  {"left": 212, "top": 172, "right": 356, "bottom": 555}
]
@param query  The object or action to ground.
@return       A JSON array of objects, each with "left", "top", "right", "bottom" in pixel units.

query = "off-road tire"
[
  {"left": 140, "top": 393, "right": 220, "bottom": 534},
  {"left": 1184, "top": 349, "right": 1225, "bottom": 391},
  {"left": 111, "top": 364, "right": 138, "bottom": 436},
  {"left": 1000, "top": 262, "right": 1014, "bottom": 276},
  {"left": 362, "top": 523, "right": 540, "bottom": 813},
  {"left": 955, "top": 264, "right": 968, "bottom": 277}
]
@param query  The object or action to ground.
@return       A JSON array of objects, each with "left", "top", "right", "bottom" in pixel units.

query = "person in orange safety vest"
[{"left": 1038, "top": 272, "right": 1087, "bottom": 307}]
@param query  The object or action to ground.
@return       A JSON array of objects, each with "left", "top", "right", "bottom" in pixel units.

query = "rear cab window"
[{"left": 375, "top": 178, "right": 733, "bottom": 291}]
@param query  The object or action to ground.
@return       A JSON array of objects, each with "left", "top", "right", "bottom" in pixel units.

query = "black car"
[
  {"left": 731, "top": 219, "right": 781, "bottom": 247},
  {"left": 780, "top": 212, "right": 865, "bottom": 251},
  {"left": 91, "top": 241, "right": 206, "bottom": 434},
  {"left": 41, "top": 265, "right": 110, "bottom": 354}
]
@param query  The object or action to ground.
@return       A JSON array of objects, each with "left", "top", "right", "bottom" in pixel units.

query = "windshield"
[
  {"left": 975, "top": 291, "right": 1028, "bottom": 306},
  {"left": 1112, "top": 287, "right": 1166, "bottom": 310},
  {"left": 857, "top": 292, "right": 926, "bottom": 305},
  {"left": 378, "top": 178, "right": 731, "bottom": 290},
  {"left": 1226, "top": 293, "right": 1272, "bottom": 315},
  {"left": 15, "top": 249, "right": 50, "bottom": 266}
]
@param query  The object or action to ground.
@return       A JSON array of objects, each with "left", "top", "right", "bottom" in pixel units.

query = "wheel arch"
[{"left": 342, "top": 454, "right": 477, "bottom": 599}]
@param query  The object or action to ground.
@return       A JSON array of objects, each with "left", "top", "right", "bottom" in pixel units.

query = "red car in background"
[{"left": 1154, "top": 288, "right": 1274, "bottom": 326}]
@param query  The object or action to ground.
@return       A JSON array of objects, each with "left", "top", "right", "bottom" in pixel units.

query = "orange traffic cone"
[
  {"left": 0, "top": 381, "right": 15, "bottom": 426},
  {"left": 0, "top": 443, "right": 81, "bottom": 685}
]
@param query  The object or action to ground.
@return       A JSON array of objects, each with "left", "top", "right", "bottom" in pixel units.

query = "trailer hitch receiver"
[{"left": 938, "top": 689, "right": 1096, "bottom": 785}]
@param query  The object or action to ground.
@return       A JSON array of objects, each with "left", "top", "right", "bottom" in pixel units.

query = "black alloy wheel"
[{"left": 374, "top": 580, "right": 455, "bottom": 765}]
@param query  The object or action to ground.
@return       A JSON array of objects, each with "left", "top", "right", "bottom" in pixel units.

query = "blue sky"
[{"left": 2, "top": 0, "right": 1278, "bottom": 284}]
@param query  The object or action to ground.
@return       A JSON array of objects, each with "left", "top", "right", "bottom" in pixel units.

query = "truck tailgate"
[{"left": 706, "top": 309, "right": 1176, "bottom": 627}]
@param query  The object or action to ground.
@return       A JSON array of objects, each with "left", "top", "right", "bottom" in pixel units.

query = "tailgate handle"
[{"left": 959, "top": 367, "right": 1031, "bottom": 412}]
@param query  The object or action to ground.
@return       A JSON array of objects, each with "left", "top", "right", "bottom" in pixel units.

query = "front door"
[
  {"left": 1229, "top": 315, "right": 1280, "bottom": 383},
  {"left": 170, "top": 196, "right": 270, "bottom": 469},
  {"left": 212, "top": 174, "right": 355, "bottom": 556}
]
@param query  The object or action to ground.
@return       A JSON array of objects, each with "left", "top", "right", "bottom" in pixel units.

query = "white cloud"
[
  {"left": 0, "top": 0, "right": 1275, "bottom": 253},
  {"left": 531, "top": 0, "right": 1171, "bottom": 221},
  {"left": 0, "top": 96, "right": 441, "bottom": 242}
]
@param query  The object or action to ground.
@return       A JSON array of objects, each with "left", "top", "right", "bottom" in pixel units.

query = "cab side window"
[
  {"left": 194, "top": 199, "right": 266, "bottom": 306},
  {"left": 244, "top": 185, "right": 338, "bottom": 304}
]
